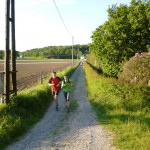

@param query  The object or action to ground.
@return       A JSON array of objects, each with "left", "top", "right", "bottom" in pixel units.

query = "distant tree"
[
  {"left": 0, "top": 50, "right": 4, "bottom": 59},
  {"left": 20, "top": 44, "right": 89, "bottom": 59}
]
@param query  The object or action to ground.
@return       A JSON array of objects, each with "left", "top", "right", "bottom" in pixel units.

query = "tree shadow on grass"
[{"left": 92, "top": 102, "right": 150, "bottom": 127}]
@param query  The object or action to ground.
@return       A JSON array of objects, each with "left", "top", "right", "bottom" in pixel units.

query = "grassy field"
[{"left": 84, "top": 62, "right": 150, "bottom": 150}]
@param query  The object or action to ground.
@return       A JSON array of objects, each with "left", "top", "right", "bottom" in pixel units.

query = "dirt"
[
  {"left": 6, "top": 66, "right": 116, "bottom": 150},
  {"left": 0, "top": 60, "right": 71, "bottom": 91}
]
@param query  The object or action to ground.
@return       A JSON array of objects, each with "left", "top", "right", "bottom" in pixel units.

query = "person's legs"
[
  {"left": 53, "top": 91, "right": 59, "bottom": 110},
  {"left": 64, "top": 92, "right": 67, "bottom": 107},
  {"left": 66, "top": 92, "right": 70, "bottom": 111},
  {"left": 54, "top": 94, "right": 58, "bottom": 104},
  {"left": 64, "top": 92, "right": 70, "bottom": 112}
]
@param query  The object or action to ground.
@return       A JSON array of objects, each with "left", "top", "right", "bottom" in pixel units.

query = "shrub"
[{"left": 119, "top": 52, "right": 150, "bottom": 85}]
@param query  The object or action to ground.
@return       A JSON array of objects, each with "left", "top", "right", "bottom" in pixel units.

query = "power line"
[
  {"left": 53, "top": 0, "right": 74, "bottom": 66},
  {"left": 53, "top": 0, "right": 72, "bottom": 37}
]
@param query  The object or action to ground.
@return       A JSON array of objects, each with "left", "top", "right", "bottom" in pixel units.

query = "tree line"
[
  {"left": 20, "top": 44, "right": 89, "bottom": 59},
  {"left": 0, "top": 44, "right": 89, "bottom": 59},
  {"left": 89, "top": 0, "right": 150, "bottom": 77}
]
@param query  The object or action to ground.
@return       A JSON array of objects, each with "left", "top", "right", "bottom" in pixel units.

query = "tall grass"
[
  {"left": 84, "top": 62, "right": 150, "bottom": 150},
  {"left": 0, "top": 65, "right": 77, "bottom": 149}
]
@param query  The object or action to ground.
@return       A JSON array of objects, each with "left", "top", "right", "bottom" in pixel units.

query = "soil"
[{"left": 0, "top": 60, "right": 71, "bottom": 91}]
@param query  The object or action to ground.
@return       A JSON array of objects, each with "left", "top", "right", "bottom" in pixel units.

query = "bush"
[{"left": 119, "top": 52, "right": 150, "bottom": 85}]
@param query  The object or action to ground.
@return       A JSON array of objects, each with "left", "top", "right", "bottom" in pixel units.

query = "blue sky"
[{"left": 0, "top": 0, "right": 130, "bottom": 52}]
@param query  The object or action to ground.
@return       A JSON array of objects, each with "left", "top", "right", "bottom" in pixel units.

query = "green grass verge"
[
  {"left": 84, "top": 62, "right": 150, "bottom": 150},
  {"left": 0, "top": 65, "right": 77, "bottom": 149}
]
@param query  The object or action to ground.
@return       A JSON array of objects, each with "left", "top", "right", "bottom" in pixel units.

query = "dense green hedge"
[{"left": 84, "top": 62, "right": 150, "bottom": 150}]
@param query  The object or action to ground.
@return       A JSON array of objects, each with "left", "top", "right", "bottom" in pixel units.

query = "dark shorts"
[
  {"left": 63, "top": 92, "right": 70, "bottom": 101},
  {"left": 52, "top": 90, "right": 60, "bottom": 96}
]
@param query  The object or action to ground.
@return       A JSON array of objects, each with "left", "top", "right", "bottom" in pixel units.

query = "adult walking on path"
[{"left": 6, "top": 66, "right": 116, "bottom": 150}]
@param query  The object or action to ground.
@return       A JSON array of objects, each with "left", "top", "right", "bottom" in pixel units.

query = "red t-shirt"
[{"left": 49, "top": 77, "right": 61, "bottom": 91}]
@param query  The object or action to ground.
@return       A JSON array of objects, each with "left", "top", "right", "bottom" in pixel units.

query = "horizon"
[{"left": 0, "top": 0, "right": 130, "bottom": 52}]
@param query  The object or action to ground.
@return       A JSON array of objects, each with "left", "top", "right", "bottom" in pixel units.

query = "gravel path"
[{"left": 6, "top": 66, "right": 116, "bottom": 150}]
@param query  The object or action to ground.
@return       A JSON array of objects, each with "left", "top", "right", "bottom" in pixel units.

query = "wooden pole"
[
  {"left": 11, "top": 0, "right": 17, "bottom": 95},
  {"left": 72, "top": 36, "right": 74, "bottom": 66},
  {"left": 4, "top": 0, "right": 10, "bottom": 104}
]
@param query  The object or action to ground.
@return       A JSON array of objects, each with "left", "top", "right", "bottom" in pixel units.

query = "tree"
[
  {"left": 0, "top": 50, "right": 4, "bottom": 59},
  {"left": 21, "top": 44, "right": 89, "bottom": 59},
  {"left": 90, "top": 1, "right": 150, "bottom": 77},
  {"left": 128, "top": 0, "right": 150, "bottom": 52},
  {"left": 91, "top": 4, "right": 131, "bottom": 76}
]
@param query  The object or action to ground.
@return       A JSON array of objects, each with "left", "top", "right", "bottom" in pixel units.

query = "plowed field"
[{"left": 0, "top": 60, "right": 73, "bottom": 91}]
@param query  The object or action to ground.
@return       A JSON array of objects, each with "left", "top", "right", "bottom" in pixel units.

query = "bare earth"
[{"left": 6, "top": 66, "right": 116, "bottom": 150}]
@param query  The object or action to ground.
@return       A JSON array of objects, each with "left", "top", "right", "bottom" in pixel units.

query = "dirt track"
[{"left": 6, "top": 66, "right": 116, "bottom": 150}]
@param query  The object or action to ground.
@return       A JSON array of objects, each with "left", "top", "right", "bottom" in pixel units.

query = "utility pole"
[
  {"left": 77, "top": 46, "right": 80, "bottom": 61},
  {"left": 72, "top": 36, "right": 74, "bottom": 66},
  {"left": 4, "top": 0, "right": 11, "bottom": 104},
  {"left": 11, "top": 0, "right": 17, "bottom": 95},
  {"left": 4, "top": 0, "right": 17, "bottom": 104}
]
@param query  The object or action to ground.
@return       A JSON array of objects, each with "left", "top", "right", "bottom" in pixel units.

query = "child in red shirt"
[{"left": 48, "top": 71, "right": 61, "bottom": 110}]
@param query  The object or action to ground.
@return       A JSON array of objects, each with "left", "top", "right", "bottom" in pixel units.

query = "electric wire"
[
  {"left": 53, "top": 0, "right": 72, "bottom": 37},
  {"left": 52, "top": 0, "right": 74, "bottom": 67}
]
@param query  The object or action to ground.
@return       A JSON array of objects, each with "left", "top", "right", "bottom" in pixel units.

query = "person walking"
[
  {"left": 61, "top": 75, "right": 73, "bottom": 112},
  {"left": 48, "top": 71, "right": 61, "bottom": 111}
]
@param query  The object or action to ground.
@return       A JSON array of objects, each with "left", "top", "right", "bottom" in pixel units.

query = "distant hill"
[{"left": 20, "top": 44, "right": 89, "bottom": 59}]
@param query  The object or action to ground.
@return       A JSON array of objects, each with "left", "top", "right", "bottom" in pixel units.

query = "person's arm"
[
  {"left": 59, "top": 80, "right": 61, "bottom": 87},
  {"left": 61, "top": 81, "right": 64, "bottom": 88},
  {"left": 48, "top": 78, "right": 54, "bottom": 86},
  {"left": 48, "top": 83, "right": 54, "bottom": 86},
  {"left": 56, "top": 77, "right": 61, "bottom": 87}
]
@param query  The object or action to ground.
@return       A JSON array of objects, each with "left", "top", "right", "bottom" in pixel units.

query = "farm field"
[{"left": 0, "top": 59, "right": 74, "bottom": 91}]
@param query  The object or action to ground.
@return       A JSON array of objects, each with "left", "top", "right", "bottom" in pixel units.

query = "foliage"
[
  {"left": 84, "top": 62, "right": 150, "bottom": 150},
  {"left": 90, "top": 0, "right": 150, "bottom": 77},
  {"left": 0, "top": 50, "right": 20, "bottom": 60},
  {"left": 20, "top": 44, "right": 89, "bottom": 59},
  {"left": 86, "top": 53, "right": 100, "bottom": 68},
  {"left": 119, "top": 52, "right": 150, "bottom": 85},
  {"left": 0, "top": 50, "right": 4, "bottom": 59}
]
